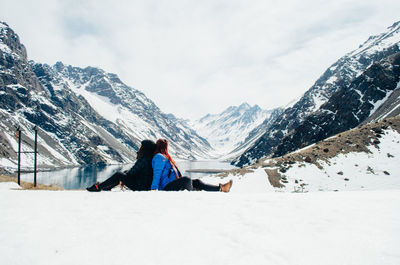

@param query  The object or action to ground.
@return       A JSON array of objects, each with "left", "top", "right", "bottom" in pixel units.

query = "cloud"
[{"left": 1, "top": 0, "right": 399, "bottom": 120}]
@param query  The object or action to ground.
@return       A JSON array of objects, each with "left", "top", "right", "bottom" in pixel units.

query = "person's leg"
[
  {"left": 87, "top": 172, "right": 125, "bottom": 191},
  {"left": 99, "top": 172, "right": 126, "bottom": 190},
  {"left": 192, "top": 179, "right": 220, "bottom": 191},
  {"left": 163, "top": 177, "right": 194, "bottom": 191},
  {"left": 192, "top": 179, "right": 233, "bottom": 192}
]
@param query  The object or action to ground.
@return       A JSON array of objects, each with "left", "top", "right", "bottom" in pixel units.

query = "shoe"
[
  {"left": 86, "top": 182, "right": 101, "bottom": 192},
  {"left": 220, "top": 180, "right": 233, "bottom": 192}
]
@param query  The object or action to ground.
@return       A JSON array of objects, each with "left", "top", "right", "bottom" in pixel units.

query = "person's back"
[
  {"left": 126, "top": 154, "right": 153, "bottom": 191},
  {"left": 151, "top": 153, "right": 177, "bottom": 190},
  {"left": 124, "top": 139, "right": 156, "bottom": 191}
]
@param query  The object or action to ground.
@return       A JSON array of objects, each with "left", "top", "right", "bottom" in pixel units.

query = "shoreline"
[{"left": 0, "top": 175, "right": 63, "bottom": 190}]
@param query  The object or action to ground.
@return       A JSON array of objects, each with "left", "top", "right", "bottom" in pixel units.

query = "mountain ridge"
[{"left": 233, "top": 20, "right": 400, "bottom": 166}]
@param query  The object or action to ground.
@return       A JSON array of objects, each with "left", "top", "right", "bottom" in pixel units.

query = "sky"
[{"left": 1, "top": 0, "right": 400, "bottom": 120}]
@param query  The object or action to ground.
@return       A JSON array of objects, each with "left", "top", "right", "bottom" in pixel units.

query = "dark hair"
[{"left": 137, "top": 140, "right": 156, "bottom": 159}]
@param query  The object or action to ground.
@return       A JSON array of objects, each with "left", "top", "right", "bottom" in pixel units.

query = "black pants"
[
  {"left": 163, "top": 177, "right": 220, "bottom": 192},
  {"left": 99, "top": 172, "right": 139, "bottom": 191}
]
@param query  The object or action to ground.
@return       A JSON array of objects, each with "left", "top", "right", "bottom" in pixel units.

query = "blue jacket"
[{"left": 151, "top": 153, "right": 178, "bottom": 190}]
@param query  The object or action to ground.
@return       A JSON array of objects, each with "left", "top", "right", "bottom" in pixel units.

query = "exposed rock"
[{"left": 367, "top": 166, "right": 375, "bottom": 174}]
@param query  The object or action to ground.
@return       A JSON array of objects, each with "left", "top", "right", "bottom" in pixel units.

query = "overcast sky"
[{"left": 1, "top": 0, "right": 399, "bottom": 120}]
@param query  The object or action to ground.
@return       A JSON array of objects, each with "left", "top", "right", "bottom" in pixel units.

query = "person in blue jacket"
[{"left": 151, "top": 138, "right": 233, "bottom": 192}]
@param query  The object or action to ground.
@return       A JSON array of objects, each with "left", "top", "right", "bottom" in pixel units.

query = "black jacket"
[{"left": 125, "top": 154, "right": 154, "bottom": 191}]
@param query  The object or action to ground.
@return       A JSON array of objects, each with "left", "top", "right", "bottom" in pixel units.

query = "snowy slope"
[
  {"left": 272, "top": 127, "right": 400, "bottom": 192},
  {"left": 192, "top": 103, "right": 276, "bottom": 157},
  {"left": 0, "top": 187, "right": 399, "bottom": 265}
]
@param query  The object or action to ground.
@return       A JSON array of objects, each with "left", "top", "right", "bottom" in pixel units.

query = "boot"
[
  {"left": 86, "top": 182, "right": 101, "bottom": 192},
  {"left": 219, "top": 180, "right": 233, "bottom": 192}
]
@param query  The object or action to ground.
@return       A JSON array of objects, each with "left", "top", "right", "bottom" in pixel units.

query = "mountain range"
[
  {"left": 1, "top": 20, "right": 400, "bottom": 173},
  {"left": 0, "top": 21, "right": 211, "bottom": 171},
  {"left": 233, "top": 20, "right": 400, "bottom": 166}
]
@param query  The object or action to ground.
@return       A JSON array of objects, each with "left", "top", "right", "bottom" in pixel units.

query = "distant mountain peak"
[
  {"left": 192, "top": 103, "right": 275, "bottom": 157},
  {"left": 238, "top": 102, "right": 251, "bottom": 109}
]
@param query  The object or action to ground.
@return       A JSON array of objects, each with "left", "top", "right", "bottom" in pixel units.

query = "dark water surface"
[{"left": 20, "top": 160, "right": 236, "bottom": 190}]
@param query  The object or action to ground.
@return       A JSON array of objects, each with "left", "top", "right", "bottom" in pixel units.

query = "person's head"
[
  {"left": 154, "top": 138, "right": 175, "bottom": 165},
  {"left": 136, "top": 140, "right": 156, "bottom": 159},
  {"left": 154, "top": 138, "right": 169, "bottom": 155}
]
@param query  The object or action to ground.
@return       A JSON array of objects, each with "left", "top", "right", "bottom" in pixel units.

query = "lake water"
[{"left": 20, "top": 160, "right": 236, "bottom": 190}]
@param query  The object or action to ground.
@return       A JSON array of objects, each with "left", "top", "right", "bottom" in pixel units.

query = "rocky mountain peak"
[
  {"left": 0, "top": 21, "right": 27, "bottom": 60},
  {"left": 349, "top": 20, "right": 400, "bottom": 59}
]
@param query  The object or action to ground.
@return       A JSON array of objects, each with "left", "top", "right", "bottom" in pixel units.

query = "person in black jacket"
[{"left": 86, "top": 140, "right": 156, "bottom": 192}]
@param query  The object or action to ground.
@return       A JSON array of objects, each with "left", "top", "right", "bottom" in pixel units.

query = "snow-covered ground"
[
  {"left": 1, "top": 180, "right": 400, "bottom": 265},
  {"left": 1, "top": 124, "right": 399, "bottom": 265},
  {"left": 269, "top": 127, "right": 400, "bottom": 193}
]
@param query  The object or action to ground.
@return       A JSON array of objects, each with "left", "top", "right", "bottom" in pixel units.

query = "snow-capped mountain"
[
  {"left": 233, "top": 20, "right": 400, "bottom": 166},
  {"left": 31, "top": 61, "right": 211, "bottom": 158},
  {"left": 0, "top": 21, "right": 211, "bottom": 172},
  {"left": 226, "top": 107, "right": 283, "bottom": 159},
  {"left": 191, "top": 103, "right": 279, "bottom": 157},
  {"left": 273, "top": 52, "right": 400, "bottom": 157}
]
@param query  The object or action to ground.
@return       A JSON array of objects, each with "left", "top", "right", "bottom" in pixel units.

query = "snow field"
[
  {"left": 0, "top": 188, "right": 399, "bottom": 265},
  {"left": 201, "top": 167, "right": 275, "bottom": 193}
]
